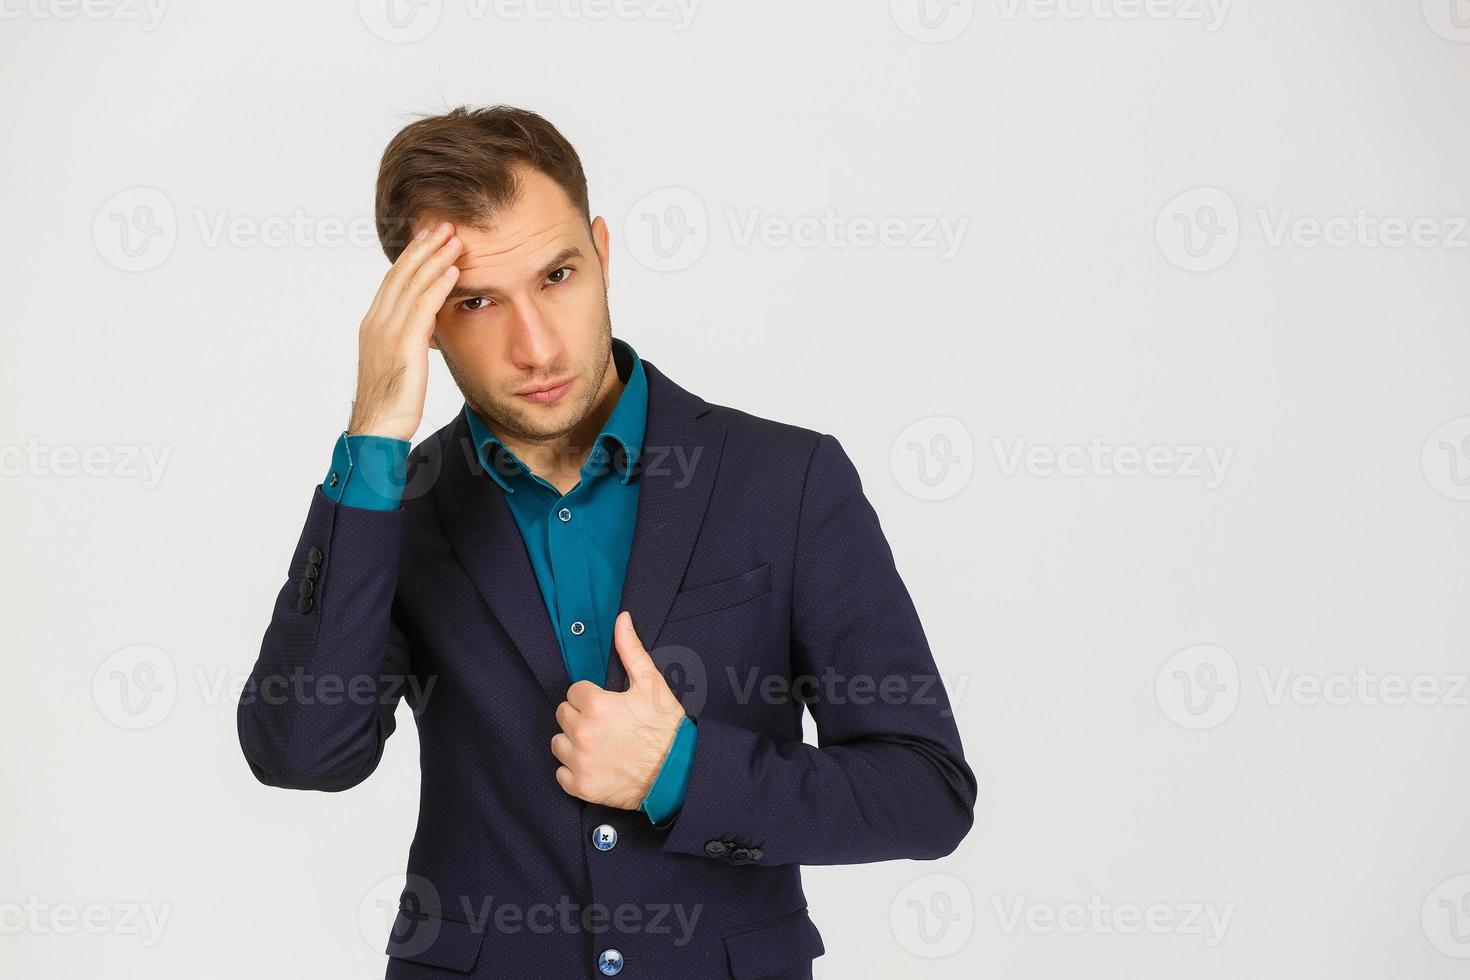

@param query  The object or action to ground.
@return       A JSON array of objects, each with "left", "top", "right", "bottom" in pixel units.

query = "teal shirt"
[{"left": 320, "top": 336, "right": 695, "bottom": 824}]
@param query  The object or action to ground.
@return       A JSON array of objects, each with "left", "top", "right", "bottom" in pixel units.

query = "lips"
[{"left": 517, "top": 378, "right": 574, "bottom": 403}]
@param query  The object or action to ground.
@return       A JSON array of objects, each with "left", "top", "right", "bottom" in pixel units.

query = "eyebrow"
[{"left": 444, "top": 245, "right": 585, "bottom": 302}]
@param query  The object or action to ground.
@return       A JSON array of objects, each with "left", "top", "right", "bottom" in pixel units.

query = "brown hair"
[{"left": 374, "top": 104, "right": 590, "bottom": 262}]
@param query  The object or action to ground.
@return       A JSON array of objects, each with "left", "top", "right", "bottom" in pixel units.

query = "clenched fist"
[{"left": 551, "top": 611, "right": 688, "bottom": 810}]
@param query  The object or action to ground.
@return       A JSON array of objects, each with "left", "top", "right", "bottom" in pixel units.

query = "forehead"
[{"left": 422, "top": 167, "right": 589, "bottom": 280}]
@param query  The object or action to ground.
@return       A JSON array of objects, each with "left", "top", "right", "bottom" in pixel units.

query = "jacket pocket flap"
[
  {"left": 667, "top": 562, "right": 772, "bottom": 622},
  {"left": 385, "top": 903, "right": 486, "bottom": 973},
  {"left": 723, "top": 907, "right": 824, "bottom": 979}
]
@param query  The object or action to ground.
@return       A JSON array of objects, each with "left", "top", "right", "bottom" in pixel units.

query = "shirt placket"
[{"left": 545, "top": 479, "right": 602, "bottom": 687}]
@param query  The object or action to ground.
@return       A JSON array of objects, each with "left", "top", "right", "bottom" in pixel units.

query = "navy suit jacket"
[{"left": 237, "top": 354, "right": 977, "bottom": 979}]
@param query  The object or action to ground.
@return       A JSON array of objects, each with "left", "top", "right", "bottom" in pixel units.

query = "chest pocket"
[{"left": 665, "top": 562, "right": 771, "bottom": 622}]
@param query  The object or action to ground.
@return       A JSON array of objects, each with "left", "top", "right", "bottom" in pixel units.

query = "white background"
[{"left": 4, "top": 1, "right": 1470, "bottom": 977}]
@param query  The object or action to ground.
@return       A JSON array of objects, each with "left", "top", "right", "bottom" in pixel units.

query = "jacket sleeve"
[
  {"left": 236, "top": 481, "right": 413, "bottom": 792},
  {"left": 658, "top": 433, "right": 978, "bottom": 866}
]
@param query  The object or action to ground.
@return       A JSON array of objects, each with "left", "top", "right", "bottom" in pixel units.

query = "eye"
[
  {"left": 458, "top": 296, "right": 493, "bottom": 312},
  {"left": 546, "top": 266, "right": 572, "bottom": 286}
]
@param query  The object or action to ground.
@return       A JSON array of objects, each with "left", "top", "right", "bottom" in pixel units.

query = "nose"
[{"left": 504, "top": 302, "right": 563, "bottom": 375}]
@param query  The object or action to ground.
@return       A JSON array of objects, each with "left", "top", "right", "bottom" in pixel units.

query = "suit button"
[
  {"left": 748, "top": 848, "right": 763, "bottom": 861},
  {"left": 295, "top": 595, "right": 314, "bottom": 615},
  {"left": 297, "top": 577, "right": 314, "bottom": 599},
  {"left": 704, "top": 841, "right": 728, "bottom": 857},
  {"left": 302, "top": 563, "right": 319, "bottom": 580},
  {"left": 592, "top": 824, "right": 618, "bottom": 851},
  {"left": 729, "top": 847, "right": 751, "bottom": 865},
  {"left": 306, "top": 546, "right": 323, "bottom": 565},
  {"left": 597, "top": 948, "right": 624, "bottom": 975}
]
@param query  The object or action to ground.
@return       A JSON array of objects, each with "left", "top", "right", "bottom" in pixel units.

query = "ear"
[{"left": 591, "top": 215, "right": 611, "bottom": 291}]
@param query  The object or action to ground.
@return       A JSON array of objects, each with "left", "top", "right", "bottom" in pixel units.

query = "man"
[{"left": 237, "top": 104, "right": 976, "bottom": 980}]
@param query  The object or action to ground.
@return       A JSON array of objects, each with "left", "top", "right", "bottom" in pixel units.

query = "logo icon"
[
  {"left": 93, "top": 187, "right": 177, "bottom": 273},
  {"left": 92, "top": 643, "right": 177, "bottom": 730},
  {"left": 624, "top": 187, "right": 708, "bottom": 272},
  {"left": 1423, "top": 873, "right": 1470, "bottom": 957},
  {"left": 362, "top": 873, "right": 444, "bottom": 957},
  {"left": 1423, "top": 0, "right": 1470, "bottom": 42},
  {"left": 890, "top": 416, "right": 974, "bottom": 501},
  {"left": 889, "top": 0, "right": 976, "bottom": 43},
  {"left": 1156, "top": 187, "right": 1240, "bottom": 272},
  {"left": 1155, "top": 644, "right": 1239, "bottom": 730},
  {"left": 359, "top": 0, "right": 442, "bottom": 43},
  {"left": 890, "top": 872, "right": 974, "bottom": 957},
  {"left": 1422, "top": 416, "right": 1470, "bottom": 501}
]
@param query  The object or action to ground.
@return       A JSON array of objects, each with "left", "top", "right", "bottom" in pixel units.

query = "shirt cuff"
[
  {"left": 640, "top": 716, "right": 696, "bottom": 825},
  {"left": 321, "top": 432, "right": 410, "bottom": 511}
]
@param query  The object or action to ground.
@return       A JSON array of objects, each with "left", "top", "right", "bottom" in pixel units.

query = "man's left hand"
[{"left": 552, "top": 610, "right": 687, "bottom": 809}]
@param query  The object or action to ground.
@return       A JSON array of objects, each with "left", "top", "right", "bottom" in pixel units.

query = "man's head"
[{"left": 375, "top": 105, "right": 614, "bottom": 446}]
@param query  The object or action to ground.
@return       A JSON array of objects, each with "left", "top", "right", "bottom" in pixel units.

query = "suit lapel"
[
  {"left": 604, "top": 358, "right": 724, "bottom": 693},
  {"left": 433, "top": 412, "right": 570, "bottom": 707},
  {"left": 431, "top": 355, "right": 724, "bottom": 705}
]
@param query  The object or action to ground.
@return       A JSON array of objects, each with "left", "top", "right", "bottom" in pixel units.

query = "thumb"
[{"left": 613, "top": 611, "right": 659, "bottom": 687}]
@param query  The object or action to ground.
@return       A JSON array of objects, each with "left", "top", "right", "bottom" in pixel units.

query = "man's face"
[{"left": 422, "top": 165, "right": 613, "bottom": 445}]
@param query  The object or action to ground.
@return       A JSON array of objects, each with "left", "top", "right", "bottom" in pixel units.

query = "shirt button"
[
  {"left": 592, "top": 824, "right": 618, "bottom": 850},
  {"left": 570, "top": 621, "right": 586, "bottom": 636},
  {"left": 597, "top": 949, "right": 624, "bottom": 975},
  {"left": 557, "top": 506, "right": 572, "bottom": 522}
]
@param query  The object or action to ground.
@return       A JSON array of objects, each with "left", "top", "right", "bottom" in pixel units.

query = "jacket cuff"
[
  {"left": 640, "top": 715, "right": 696, "bottom": 825},
  {"left": 322, "top": 432, "right": 410, "bottom": 511}
]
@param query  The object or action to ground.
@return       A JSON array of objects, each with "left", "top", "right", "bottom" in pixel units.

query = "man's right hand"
[{"left": 347, "top": 220, "right": 464, "bottom": 440}]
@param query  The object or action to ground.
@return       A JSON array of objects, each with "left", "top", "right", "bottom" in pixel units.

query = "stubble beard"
[{"left": 442, "top": 304, "right": 615, "bottom": 449}]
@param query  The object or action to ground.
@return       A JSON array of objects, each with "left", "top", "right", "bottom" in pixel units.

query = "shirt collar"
[{"left": 463, "top": 336, "right": 647, "bottom": 494}]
